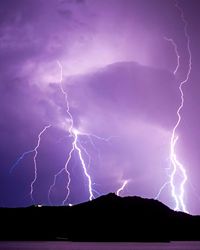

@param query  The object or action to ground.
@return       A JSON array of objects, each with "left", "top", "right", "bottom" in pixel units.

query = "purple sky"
[{"left": 0, "top": 0, "right": 200, "bottom": 214}]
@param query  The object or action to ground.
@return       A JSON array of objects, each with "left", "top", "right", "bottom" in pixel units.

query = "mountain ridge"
[{"left": 0, "top": 193, "right": 199, "bottom": 242}]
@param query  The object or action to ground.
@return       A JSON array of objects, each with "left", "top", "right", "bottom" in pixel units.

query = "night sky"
[{"left": 0, "top": 0, "right": 200, "bottom": 215}]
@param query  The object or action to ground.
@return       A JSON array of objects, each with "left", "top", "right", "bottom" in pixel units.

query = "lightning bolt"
[
  {"left": 10, "top": 150, "right": 35, "bottom": 174},
  {"left": 164, "top": 37, "right": 180, "bottom": 75},
  {"left": 10, "top": 125, "right": 51, "bottom": 203},
  {"left": 155, "top": 35, "right": 180, "bottom": 201},
  {"left": 155, "top": 181, "right": 170, "bottom": 200},
  {"left": 73, "top": 129, "right": 94, "bottom": 201},
  {"left": 48, "top": 61, "right": 94, "bottom": 205},
  {"left": 156, "top": 0, "right": 191, "bottom": 213},
  {"left": 169, "top": 0, "right": 192, "bottom": 213},
  {"left": 30, "top": 125, "right": 52, "bottom": 203},
  {"left": 116, "top": 180, "right": 128, "bottom": 196}
]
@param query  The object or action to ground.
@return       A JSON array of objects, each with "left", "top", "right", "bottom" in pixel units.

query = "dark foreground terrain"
[{"left": 0, "top": 193, "right": 200, "bottom": 241}]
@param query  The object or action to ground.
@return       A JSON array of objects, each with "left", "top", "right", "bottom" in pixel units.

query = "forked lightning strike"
[
  {"left": 10, "top": 124, "right": 51, "bottom": 203},
  {"left": 169, "top": 0, "right": 192, "bottom": 213},
  {"left": 48, "top": 61, "right": 94, "bottom": 205},
  {"left": 156, "top": 0, "right": 191, "bottom": 213}
]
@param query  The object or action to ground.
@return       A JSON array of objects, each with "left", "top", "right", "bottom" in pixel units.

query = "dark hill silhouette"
[{"left": 0, "top": 193, "right": 199, "bottom": 241}]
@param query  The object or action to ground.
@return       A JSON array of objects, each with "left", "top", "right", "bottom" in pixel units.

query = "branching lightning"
[
  {"left": 48, "top": 61, "right": 95, "bottom": 205},
  {"left": 30, "top": 125, "right": 52, "bottom": 202},
  {"left": 10, "top": 125, "right": 51, "bottom": 203},
  {"left": 116, "top": 180, "right": 128, "bottom": 196},
  {"left": 48, "top": 61, "right": 119, "bottom": 205},
  {"left": 156, "top": 0, "right": 191, "bottom": 213},
  {"left": 169, "top": 0, "right": 192, "bottom": 213}
]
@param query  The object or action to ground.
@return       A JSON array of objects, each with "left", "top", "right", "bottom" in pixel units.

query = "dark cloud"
[
  {"left": 0, "top": 60, "right": 178, "bottom": 208},
  {"left": 66, "top": 61, "right": 178, "bottom": 132}
]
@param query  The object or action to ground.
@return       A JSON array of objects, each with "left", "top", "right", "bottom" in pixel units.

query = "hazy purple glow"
[{"left": 0, "top": 0, "right": 200, "bottom": 214}]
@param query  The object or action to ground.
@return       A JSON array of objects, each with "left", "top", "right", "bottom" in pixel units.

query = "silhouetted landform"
[{"left": 0, "top": 193, "right": 200, "bottom": 242}]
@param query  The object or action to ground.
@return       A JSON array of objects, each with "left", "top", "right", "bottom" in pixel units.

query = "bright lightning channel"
[
  {"left": 73, "top": 129, "right": 93, "bottom": 201},
  {"left": 116, "top": 180, "right": 128, "bottom": 196},
  {"left": 48, "top": 61, "right": 94, "bottom": 205},
  {"left": 156, "top": 0, "right": 191, "bottom": 213},
  {"left": 169, "top": 0, "right": 192, "bottom": 213}
]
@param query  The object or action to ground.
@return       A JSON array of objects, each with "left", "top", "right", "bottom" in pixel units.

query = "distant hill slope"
[{"left": 0, "top": 193, "right": 199, "bottom": 241}]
